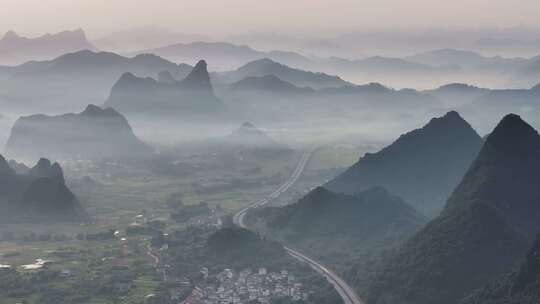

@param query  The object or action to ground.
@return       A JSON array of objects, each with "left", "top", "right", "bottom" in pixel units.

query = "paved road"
[
  {"left": 233, "top": 151, "right": 311, "bottom": 226},
  {"left": 147, "top": 243, "right": 168, "bottom": 281},
  {"left": 233, "top": 151, "right": 364, "bottom": 304}
]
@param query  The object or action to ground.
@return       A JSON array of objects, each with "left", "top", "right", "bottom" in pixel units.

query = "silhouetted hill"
[
  {"left": 130, "top": 41, "right": 312, "bottom": 71},
  {"left": 327, "top": 55, "right": 461, "bottom": 73},
  {"left": 201, "top": 227, "right": 287, "bottom": 270},
  {"left": 313, "top": 55, "right": 463, "bottom": 88},
  {"left": 0, "top": 154, "right": 20, "bottom": 195},
  {"left": 314, "top": 83, "right": 442, "bottom": 112},
  {"left": 104, "top": 60, "right": 226, "bottom": 120},
  {"left": 230, "top": 75, "right": 314, "bottom": 94},
  {"left": 0, "top": 50, "right": 192, "bottom": 112},
  {"left": 424, "top": 83, "right": 490, "bottom": 107},
  {"left": 225, "top": 122, "right": 290, "bottom": 151},
  {"left": 28, "top": 158, "right": 64, "bottom": 182},
  {"left": 406, "top": 48, "right": 526, "bottom": 68},
  {"left": 0, "top": 155, "right": 82, "bottom": 221},
  {"left": 363, "top": 114, "right": 540, "bottom": 304},
  {"left": 509, "top": 56, "right": 540, "bottom": 87},
  {"left": 463, "top": 84, "right": 540, "bottom": 133},
  {"left": 8, "top": 159, "right": 30, "bottom": 175},
  {"left": 179, "top": 60, "right": 213, "bottom": 90},
  {"left": 326, "top": 111, "right": 482, "bottom": 216},
  {"left": 462, "top": 235, "right": 540, "bottom": 304},
  {"left": 219, "top": 58, "right": 351, "bottom": 89},
  {"left": 14, "top": 50, "right": 191, "bottom": 77},
  {"left": 247, "top": 187, "right": 426, "bottom": 259},
  {"left": 0, "top": 29, "right": 97, "bottom": 65},
  {"left": 157, "top": 70, "right": 176, "bottom": 83},
  {"left": 93, "top": 26, "right": 209, "bottom": 52},
  {"left": 5, "top": 104, "right": 151, "bottom": 161}
]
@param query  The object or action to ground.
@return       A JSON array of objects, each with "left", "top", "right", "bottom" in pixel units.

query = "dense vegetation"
[
  {"left": 462, "top": 235, "right": 540, "bottom": 304},
  {"left": 247, "top": 186, "right": 426, "bottom": 263},
  {"left": 326, "top": 111, "right": 482, "bottom": 216},
  {"left": 361, "top": 114, "right": 540, "bottom": 304}
]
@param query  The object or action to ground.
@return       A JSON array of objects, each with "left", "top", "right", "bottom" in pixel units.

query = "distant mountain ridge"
[
  {"left": 104, "top": 60, "right": 226, "bottom": 120},
  {"left": 363, "top": 114, "right": 540, "bottom": 304},
  {"left": 129, "top": 41, "right": 314, "bottom": 71},
  {"left": 326, "top": 111, "right": 482, "bottom": 216},
  {"left": 0, "top": 50, "right": 193, "bottom": 112},
  {"left": 406, "top": 48, "right": 527, "bottom": 68},
  {"left": 229, "top": 75, "right": 314, "bottom": 94},
  {"left": 218, "top": 58, "right": 351, "bottom": 89},
  {"left": 0, "top": 29, "right": 97, "bottom": 65},
  {"left": 424, "top": 83, "right": 490, "bottom": 107},
  {"left": 5, "top": 104, "right": 151, "bottom": 161},
  {"left": 93, "top": 26, "right": 209, "bottom": 52}
]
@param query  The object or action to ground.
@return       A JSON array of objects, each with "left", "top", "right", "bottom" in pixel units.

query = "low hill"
[
  {"left": 326, "top": 111, "right": 482, "bottom": 216},
  {"left": 4, "top": 104, "right": 151, "bottom": 161},
  {"left": 463, "top": 84, "right": 540, "bottom": 133},
  {"left": 363, "top": 114, "right": 540, "bottom": 304},
  {"left": 405, "top": 48, "right": 526, "bottom": 69},
  {"left": 0, "top": 154, "right": 82, "bottom": 222},
  {"left": 247, "top": 187, "right": 426, "bottom": 261},
  {"left": 509, "top": 56, "right": 540, "bottom": 88},
  {"left": 218, "top": 58, "right": 351, "bottom": 89},
  {"left": 424, "top": 83, "right": 490, "bottom": 107},
  {"left": 225, "top": 122, "right": 290, "bottom": 151},
  {"left": 229, "top": 74, "right": 314, "bottom": 94}
]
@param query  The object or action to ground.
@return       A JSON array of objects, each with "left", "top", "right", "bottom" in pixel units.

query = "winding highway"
[{"left": 233, "top": 151, "right": 364, "bottom": 304}]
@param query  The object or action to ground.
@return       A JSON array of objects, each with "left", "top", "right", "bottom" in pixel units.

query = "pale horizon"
[{"left": 2, "top": 0, "right": 540, "bottom": 39}]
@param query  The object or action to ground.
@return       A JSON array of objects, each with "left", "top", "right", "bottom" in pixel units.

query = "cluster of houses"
[{"left": 183, "top": 267, "right": 308, "bottom": 304}]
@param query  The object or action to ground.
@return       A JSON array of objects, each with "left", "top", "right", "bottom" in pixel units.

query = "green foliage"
[
  {"left": 326, "top": 111, "right": 482, "bottom": 216},
  {"left": 462, "top": 235, "right": 540, "bottom": 304},
  {"left": 248, "top": 186, "right": 426, "bottom": 263},
  {"left": 170, "top": 202, "right": 210, "bottom": 222},
  {"left": 361, "top": 114, "right": 540, "bottom": 304}
]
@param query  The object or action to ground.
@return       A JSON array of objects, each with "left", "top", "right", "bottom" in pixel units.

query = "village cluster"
[{"left": 184, "top": 267, "right": 309, "bottom": 304}]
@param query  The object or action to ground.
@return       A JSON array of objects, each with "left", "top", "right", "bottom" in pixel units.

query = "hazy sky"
[{"left": 2, "top": 0, "right": 540, "bottom": 38}]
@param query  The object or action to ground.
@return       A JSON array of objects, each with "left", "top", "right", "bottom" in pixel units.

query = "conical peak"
[
  {"left": 2, "top": 30, "right": 19, "bottom": 40},
  {"left": 51, "top": 162, "right": 65, "bottom": 181},
  {"left": 426, "top": 111, "right": 466, "bottom": 127},
  {"left": 0, "top": 153, "right": 15, "bottom": 177},
  {"left": 484, "top": 114, "right": 540, "bottom": 150},
  {"left": 443, "top": 114, "right": 540, "bottom": 218},
  {"left": 82, "top": 104, "right": 102, "bottom": 114},
  {"left": 240, "top": 122, "right": 256, "bottom": 129},
  {"left": 34, "top": 158, "right": 52, "bottom": 170},
  {"left": 180, "top": 59, "right": 212, "bottom": 90},
  {"left": 194, "top": 59, "right": 207, "bottom": 70}
]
